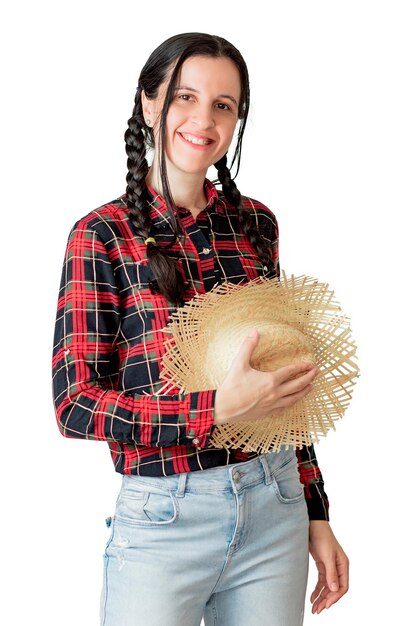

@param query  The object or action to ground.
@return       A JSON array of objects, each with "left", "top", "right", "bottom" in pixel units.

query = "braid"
[
  {"left": 214, "top": 154, "right": 275, "bottom": 275},
  {"left": 124, "top": 104, "right": 152, "bottom": 239},
  {"left": 124, "top": 97, "right": 187, "bottom": 307}
]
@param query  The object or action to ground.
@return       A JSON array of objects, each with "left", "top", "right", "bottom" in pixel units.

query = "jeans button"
[{"left": 234, "top": 471, "right": 241, "bottom": 484}]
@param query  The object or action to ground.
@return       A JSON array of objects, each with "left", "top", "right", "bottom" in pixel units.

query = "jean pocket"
[
  {"left": 115, "top": 487, "right": 179, "bottom": 526},
  {"left": 271, "top": 460, "right": 305, "bottom": 504}
]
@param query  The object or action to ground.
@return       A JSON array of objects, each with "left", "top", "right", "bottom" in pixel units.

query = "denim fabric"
[{"left": 100, "top": 448, "right": 309, "bottom": 626}]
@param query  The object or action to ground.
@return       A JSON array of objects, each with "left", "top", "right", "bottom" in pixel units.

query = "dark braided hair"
[
  {"left": 214, "top": 153, "right": 275, "bottom": 272},
  {"left": 124, "top": 32, "right": 275, "bottom": 307}
]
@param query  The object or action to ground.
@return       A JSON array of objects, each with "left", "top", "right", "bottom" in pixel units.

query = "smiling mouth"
[{"left": 178, "top": 132, "right": 215, "bottom": 146}]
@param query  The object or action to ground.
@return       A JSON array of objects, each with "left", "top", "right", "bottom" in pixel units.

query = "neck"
[{"left": 145, "top": 162, "right": 209, "bottom": 214}]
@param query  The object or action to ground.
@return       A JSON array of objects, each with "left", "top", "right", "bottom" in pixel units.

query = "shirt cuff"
[{"left": 306, "top": 494, "right": 330, "bottom": 521}]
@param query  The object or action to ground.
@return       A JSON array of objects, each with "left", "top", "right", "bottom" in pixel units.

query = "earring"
[{"left": 145, "top": 118, "right": 152, "bottom": 126}]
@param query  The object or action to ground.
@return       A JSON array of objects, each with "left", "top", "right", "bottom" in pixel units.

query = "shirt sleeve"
[
  {"left": 51, "top": 219, "right": 216, "bottom": 449},
  {"left": 269, "top": 211, "right": 330, "bottom": 521}
]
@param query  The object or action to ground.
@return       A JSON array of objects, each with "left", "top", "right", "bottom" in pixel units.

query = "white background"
[{"left": 1, "top": 1, "right": 416, "bottom": 624}]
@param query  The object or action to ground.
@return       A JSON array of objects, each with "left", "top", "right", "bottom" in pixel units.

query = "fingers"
[
  {"left": 312, "top": 583, "right": 346, "bottom": 614},
  {"left": 311, "top": 552, "right": 349, "bottom": 614},
  {"left": 325, "top": 556, "right": 339, "bottom": 594},
  {"left": 271, "top": 366, "right": 319, "bottom": 411},
  {"left": 273, "top": 381, "right": 313, "bottom": 410},
  {"left": 309, "top": 561, "right": 326, "bottom": 606},
  {"left": 275, "top": 361, "right": 316, "bottom": 384},
  {"left": 277, "top": 366, "right": 319, "bottom": 398}
]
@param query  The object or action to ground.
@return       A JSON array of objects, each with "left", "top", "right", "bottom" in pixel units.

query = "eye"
[
  {"left": 216, "top": 102, "right": 231, "bottom": 111},
  {"left": 177, "top": 94, "right": 193, "bottom": 102}
]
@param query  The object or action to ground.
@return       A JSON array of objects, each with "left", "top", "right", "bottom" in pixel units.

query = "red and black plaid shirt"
[{"left": 51, "top": 178, "right": 329, "bottom": 520}]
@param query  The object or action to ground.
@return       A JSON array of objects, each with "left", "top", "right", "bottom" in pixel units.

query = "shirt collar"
[{"left": 144, "top": 177, "right": 225, "bottom": 226}]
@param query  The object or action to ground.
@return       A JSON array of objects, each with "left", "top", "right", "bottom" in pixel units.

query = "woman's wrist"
[{"left": 213, "top": 389, "right": 229, "bottom": 426}]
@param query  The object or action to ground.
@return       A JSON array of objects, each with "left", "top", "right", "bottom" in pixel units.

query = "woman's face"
[{"left": 142, "top": 55, "right": 242, "bottom": 177}]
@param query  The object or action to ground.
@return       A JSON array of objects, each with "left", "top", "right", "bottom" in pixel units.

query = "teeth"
[{"left": 181, "top": 133, "right": 211, "bottom": 146}]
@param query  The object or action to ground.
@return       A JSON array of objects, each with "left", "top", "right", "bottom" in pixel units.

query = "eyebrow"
[{"left": 174, "top": 85, "right": 238, "bottom": 107}]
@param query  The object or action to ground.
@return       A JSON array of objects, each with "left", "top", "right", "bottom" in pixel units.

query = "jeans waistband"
[{"left": 121, "top": 448, "right": 297, "bottom": 498}]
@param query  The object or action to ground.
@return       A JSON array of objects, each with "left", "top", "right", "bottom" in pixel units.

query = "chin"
[
  {"left": 167, "top": 149, "right": 224, "bottom": 176},
  {"left": 172, "top": 160, "right": 213, "bottom": 176}
]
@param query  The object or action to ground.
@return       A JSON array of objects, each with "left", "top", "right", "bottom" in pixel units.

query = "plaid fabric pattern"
[{"left": 52, "top": 178, "right": 329, "bottom": 520}]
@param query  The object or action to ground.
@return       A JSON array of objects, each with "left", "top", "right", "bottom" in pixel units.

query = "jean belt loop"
[
  {"left": 259, "top": 454, "right": 273, "bottom": 485},
  {"left": 175, "top": 472, "right": 187, "bottom": 498}
]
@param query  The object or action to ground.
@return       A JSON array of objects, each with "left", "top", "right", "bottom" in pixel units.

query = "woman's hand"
[
  {"left": 213, "top": 328, "right": 319, "bottom": 425},
  {"left": 308, "top": 520, "right": 349, "bottom": 614}
]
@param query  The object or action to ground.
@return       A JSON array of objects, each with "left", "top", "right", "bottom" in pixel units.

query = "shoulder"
[
  {"left": 216, "top": 188, "right": 278, "bottom": 240},
  {"left": 67, "top": 194, "right": 130, "bottom": 243},
  {"left": 242, "top": 194, "right": 277, "bottom": 227}
]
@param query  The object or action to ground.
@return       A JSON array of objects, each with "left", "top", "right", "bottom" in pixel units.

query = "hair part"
[{"left": 124, "top": 32, "right": 274, "bottom": 307}]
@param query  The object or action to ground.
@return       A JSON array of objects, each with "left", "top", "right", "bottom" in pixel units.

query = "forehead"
[{"left": 173, "top": 55, "right": 241, "bottom": 98}]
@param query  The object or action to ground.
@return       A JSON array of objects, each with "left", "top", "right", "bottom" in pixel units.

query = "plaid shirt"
[{"left": 52, "top": 178, "right": 329, "bottom": 520}]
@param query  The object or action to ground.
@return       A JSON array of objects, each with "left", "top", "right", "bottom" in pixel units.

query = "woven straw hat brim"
[{"left": 157, "top": 272, "right": 360, "bottom": 453}]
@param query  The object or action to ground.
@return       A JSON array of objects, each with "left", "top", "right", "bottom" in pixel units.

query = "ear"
[{"left": 141, "top": 89, "right": 154, "bottom": 127}]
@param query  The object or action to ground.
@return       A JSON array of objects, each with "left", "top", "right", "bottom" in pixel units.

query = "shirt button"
[
  {"left": 192, "top": 437, "right": 200, "bottom": 445},
  {"left": 202, "top": 248, "right": 210, "bottom": 255},
  {"left": 64, "top": 348, "right": 70, "bottom": 356}
]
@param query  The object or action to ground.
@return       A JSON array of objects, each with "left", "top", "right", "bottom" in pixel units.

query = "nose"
[{"left": 191, "top": 104, "right": 215, "bottom": 130}]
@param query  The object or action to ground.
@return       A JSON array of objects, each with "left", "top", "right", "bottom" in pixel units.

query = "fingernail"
[
  {"left": 248, "top": 328, "right": 257, "bottom": 337},
  {"left": 330, "top": 582, "right": 338, "bottom": 591}
]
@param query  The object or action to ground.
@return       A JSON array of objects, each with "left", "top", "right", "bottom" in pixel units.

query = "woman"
[{"left": 52, "top": 32, "right": 348, "bottom": 625}]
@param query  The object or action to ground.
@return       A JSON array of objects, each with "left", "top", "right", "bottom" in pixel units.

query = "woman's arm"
[{"left": 52, "top": 218, "right": 216, "bottom": 448}]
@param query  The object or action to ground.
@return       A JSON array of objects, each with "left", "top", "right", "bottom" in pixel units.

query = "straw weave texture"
[{"left": 158, "top": 272, "right": 360, "bottom": 452}]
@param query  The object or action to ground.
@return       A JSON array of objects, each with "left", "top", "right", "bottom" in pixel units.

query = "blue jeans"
[{"left": 100, "top": 448, "right": 309, "bottom": 626}]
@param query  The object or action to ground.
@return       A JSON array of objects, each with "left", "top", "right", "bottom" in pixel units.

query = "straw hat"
[{"left": 157, "top": 271, "right": 360, "bottom": 453}]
